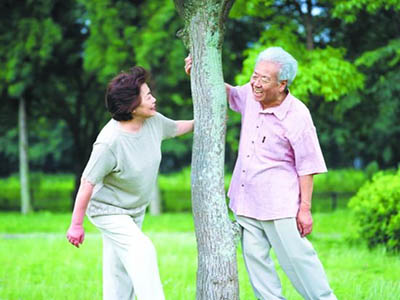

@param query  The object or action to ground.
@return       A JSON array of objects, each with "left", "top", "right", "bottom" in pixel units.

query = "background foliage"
[
  {"left": 349, "top": 169, "right": 400, "bottom": 252},
  {"left": 0, "top": 0, "right": 399, "bottom": 200},
  {"left": 0, "top": 169, "right": 371, "bottom": 213},
  {"left": 1, "top": 1, "right": 400, "bottom": 297}
]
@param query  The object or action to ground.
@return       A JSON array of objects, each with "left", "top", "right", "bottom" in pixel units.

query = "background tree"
[
  {"left": 227, "top": 0, "right": 399, "bottom": 169},
  {"left": 231, "top": 0, "right": 364, "bottom": 102},
  {"left": 329, "top": 0, "right": 400, "bottom": 168},
  {"left": 0, "top": 0, "right": 62, "bottom": 213},
  {"left": 1, "top": 0, "right": 399, "bottom": 211},
  {"left": 173, "top": 0, "right": 239, "bottom": 299},
  {"left": 224, "top": 0, "right": 365, "bottom": 168}
]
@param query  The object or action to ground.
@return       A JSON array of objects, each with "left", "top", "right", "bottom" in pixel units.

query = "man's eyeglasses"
[{"left": 251, "top": 74, "right": 275, "bottom": 85}]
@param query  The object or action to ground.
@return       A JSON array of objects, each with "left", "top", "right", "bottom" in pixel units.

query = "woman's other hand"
[
  {"left": 67, "top": 223, "right": 85, "bottom": 248},
  {"left": 66, "top": 179, "right": 94, "bottom": 248}
]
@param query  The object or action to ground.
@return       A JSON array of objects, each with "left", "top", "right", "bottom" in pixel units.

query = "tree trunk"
[
  {"left": 305, "top": 0, "right": 314, "bottom": 50},
  {"left": 174, "top": 1, "right": 239, "bottom": 299},
  {"left": 149, "top": 181, "right": 162, "bottom": 215},
  {"left": 18, "top": 97, "right": 31, "bottom": 214}
]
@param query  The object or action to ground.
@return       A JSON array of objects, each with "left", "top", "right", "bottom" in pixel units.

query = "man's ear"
[{"left": 279, "top": 80, "right": 288, "bottom": 92}]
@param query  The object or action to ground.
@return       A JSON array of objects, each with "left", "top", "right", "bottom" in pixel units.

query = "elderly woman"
[{"left": 66, "top": 66, "right": 193, "bottom": 300}]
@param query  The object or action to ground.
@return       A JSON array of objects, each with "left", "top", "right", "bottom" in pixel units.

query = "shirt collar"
[{"left": 259, "top": 92, "right": 293, "bottom": 121}]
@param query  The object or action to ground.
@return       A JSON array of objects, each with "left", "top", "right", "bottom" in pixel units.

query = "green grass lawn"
[{"left": 1, "top": 210, "right": 400, "bottom": 299}]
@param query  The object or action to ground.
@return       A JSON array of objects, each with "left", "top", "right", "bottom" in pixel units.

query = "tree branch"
[
  {"left": 218, "top": 0, "right": 235, "bottom": 46},
  {"left": 173, "top": 0, "right": 186, "bottom": 19},
  {"left": 176, "top": 28, "right": 190, "bottom": 50},
  {"left": 305, "top": 0, "right": 314, "bottom": 49},
  {"left": 285, "top": 0, "right": 304, "bottom": 17},
  {"left": 221, "top": 0, "right": 235, "bottom": 23}
]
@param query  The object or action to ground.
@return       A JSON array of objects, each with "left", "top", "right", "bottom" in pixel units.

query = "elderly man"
[
  {"left": 225, "top": 47, "right": 337, "bottom": 300},
  {"left": 185, "top": 47, "right": 337, "bottom": 300}
]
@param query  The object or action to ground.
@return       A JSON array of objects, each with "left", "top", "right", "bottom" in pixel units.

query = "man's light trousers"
[
  {"left": 89, "top": 214, "right": 165, "bottom": 300},
  {"left": 236, "top": 215, "right": 337, "bottom": 300}
]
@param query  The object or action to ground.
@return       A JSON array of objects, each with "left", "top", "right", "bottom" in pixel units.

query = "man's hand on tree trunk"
[{"left": 184, "top": 54, "right": 192, "bottom": 75}]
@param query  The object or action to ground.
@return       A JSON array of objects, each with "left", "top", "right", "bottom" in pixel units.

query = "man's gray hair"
[{"left": 256, "top": 47, "right": 298, "bottom": 86}]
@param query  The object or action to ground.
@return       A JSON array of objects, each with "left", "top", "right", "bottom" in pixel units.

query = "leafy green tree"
[
  {"left": 227, "top": 0, "right": 400, "bottom": 169},
  {"left": 333, "top": 0, "right": 400, "bottom": 22},
  {"left": 0, "top": 0, "right": 62, "bottom": 213},
  {"left": 132, "top": 0, "right": 268, "bottom": 171},
  {"left": 0, "top": 0, "right": 268, "bottom": 181},
  {"left": 231, "top": 0, "right": 364, "bottom": 102},
  {"left": 1, "top": 1, "right": 117, "bottom": 207},
  {"left": 2, "top": 0, "right": 398, "bottom": 211},
  {"left": 132, "top": 0, "right": 194, "bottom": 171},
  {"left": 327, "top": 0, "right": 400, "bottom": 168},
  {"left": 79, "top": 0, "right": 194, "bottom": 172}
]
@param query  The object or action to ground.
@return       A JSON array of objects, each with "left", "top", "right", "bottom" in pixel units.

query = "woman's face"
[{"left": 133, "top": 83, "right": 157, "bottom": 119}]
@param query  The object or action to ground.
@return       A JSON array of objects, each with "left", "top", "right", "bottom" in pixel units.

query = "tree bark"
[
  {"left": 149, "top": 181, "right": 162, "bottom": 215},
  {"left": 174, "top": 1, "right": 239, "bottom": 299},
  {"left": 288, "top": 0, "right": 314, "bottom": 50},
  {"left": 18, "top": 97, "right": 31, "bottom": 214},
  {"left": 305, "top": 0, "right": 314, "bottom": 50}
]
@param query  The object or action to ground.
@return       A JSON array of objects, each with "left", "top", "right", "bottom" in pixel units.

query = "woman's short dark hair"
[{"left": 105, "top": 66, "right": 149, "bottom": 121}]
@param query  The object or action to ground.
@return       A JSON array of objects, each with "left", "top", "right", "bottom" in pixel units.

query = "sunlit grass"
[{"left": 1, "top": 210, "right": 400, "bottom": 299}]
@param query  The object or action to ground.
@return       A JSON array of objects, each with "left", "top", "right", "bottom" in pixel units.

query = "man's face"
[{"left": 250, "top": 60, "right": 286, "bottom": 106}]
